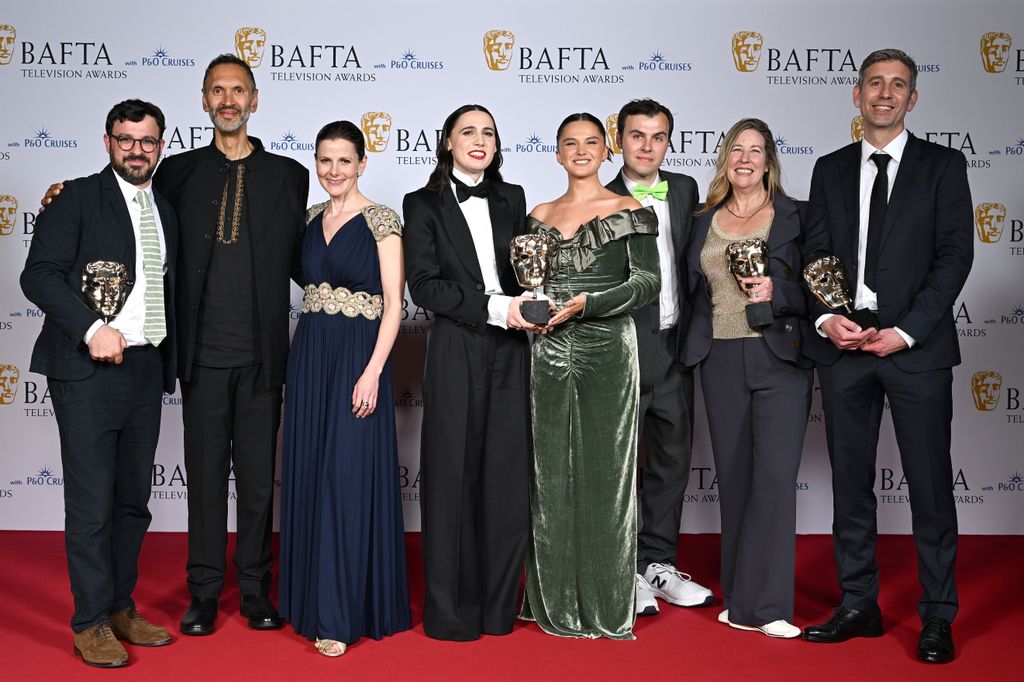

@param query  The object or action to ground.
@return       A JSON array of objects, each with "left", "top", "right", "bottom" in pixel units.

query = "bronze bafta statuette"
[
  {"left": 510, "top": 233, "right": 559, "bottom": 326},
  {"left": 803, "top": 256, "right": 879, "bottom": 329},
  {"left": 82, "top": 260, "right": 129, "bottom": 323},
  {"left": 726, "top": 238, "right": 774, "bottom": 330}
]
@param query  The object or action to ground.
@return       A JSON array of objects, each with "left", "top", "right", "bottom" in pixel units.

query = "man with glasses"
[{"left": 22, "top": 99, "right": 178, "bottom": 668}]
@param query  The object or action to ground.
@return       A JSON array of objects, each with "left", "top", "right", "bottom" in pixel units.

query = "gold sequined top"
[
  {"left": 304, "top": 202, "right": 403, "bottom": 241},
  {"left": 700, "top": 213, "right": 772, "bottom": 340}
]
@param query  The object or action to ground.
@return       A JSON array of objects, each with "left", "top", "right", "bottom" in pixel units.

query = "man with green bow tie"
[{"left": 606, "top": 98, "right": 712, "bottom": 617}]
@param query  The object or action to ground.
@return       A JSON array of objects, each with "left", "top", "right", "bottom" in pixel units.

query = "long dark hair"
[{"left": 425, "top": 104, "right": 504, "bottom": 192}]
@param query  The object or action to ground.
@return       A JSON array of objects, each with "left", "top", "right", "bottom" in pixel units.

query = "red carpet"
[{"left": 0, "top": 532, "right": 1018, "bottom": 680}]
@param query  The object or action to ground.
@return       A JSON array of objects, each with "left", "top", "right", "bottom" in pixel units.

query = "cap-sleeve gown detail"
[
  {"left": 521, "top": 207, "right": 660, "bottom": 640},
  {"left": 279, "top": 207, "right": 410, "bottom": 644}
]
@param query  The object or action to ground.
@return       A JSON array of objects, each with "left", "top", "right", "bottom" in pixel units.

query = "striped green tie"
[{"left": 136, "top": 190, "right": 166, "bottom": 346}]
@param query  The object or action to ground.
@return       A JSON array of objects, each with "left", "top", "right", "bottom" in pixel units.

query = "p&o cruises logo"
[
  {"left": 269, "top": 131, "right": 314, "bottom": 154},
  {"left": 10, "top": 128, "right": 79, "bottom": 151},
  {"left": 234, "top": 27, "right": 371, "bottom": 84},
  {"left": 483, "top": 28, "right": 621, "bottom": 85},
  {"left": 126, "top": 46, "right": 196, "bottom": 69},
  {"left": 730, "top": 30, "right": 858, "bottom": 86},
  {"left": 26, "top": 467, "right": 62, "bottom": 486},
  {"left": 375, "top": 48, "right": 444, "bottom": 72}
]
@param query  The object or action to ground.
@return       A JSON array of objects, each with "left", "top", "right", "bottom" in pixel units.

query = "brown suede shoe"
[
  {"left": 110, "top": 607, "right": 172, "bottom": 646},
  {"left": 73, "top": 623, "right": 129, "bottom": 668}
]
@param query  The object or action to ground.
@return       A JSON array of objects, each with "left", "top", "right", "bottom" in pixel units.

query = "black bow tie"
[{"left": 452, "top": 174, "right": 490, "bottom": 203}]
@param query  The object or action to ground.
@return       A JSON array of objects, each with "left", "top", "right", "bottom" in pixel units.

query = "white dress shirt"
[
  {"left": 816, "top": 130, "right": 914, "bottom": 347},
  {"left": 84, "top": 173, "right": 167, "bottom": 346},
  {"left": 449, "top": 168, "right": 513, "bottom": 328},
  {"left": 621, "top": 171, "right": 677, "bottom": 329}
]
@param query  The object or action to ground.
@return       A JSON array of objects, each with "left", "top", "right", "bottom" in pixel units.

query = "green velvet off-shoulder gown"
[{"left": 521, "top": 207, "right": 660, "bottom": 639}]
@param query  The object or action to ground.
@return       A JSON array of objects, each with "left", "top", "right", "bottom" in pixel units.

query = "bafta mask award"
[
  {"left": 82, "top": 260, "right": 129, "bottom": 323},
  {"left": 803, "top": 256, "right": 879, "bottom": 329},
  {"left": 510, "top": 233, "right": 559, "bottom": 325},
  {"left": 726, "top": 238, "right": 774, "bottom": 330}
]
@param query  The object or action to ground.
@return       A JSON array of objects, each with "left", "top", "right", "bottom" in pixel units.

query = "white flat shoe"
[
  {"left": 757, "top": 620, "right": 801, "bottom": 639},
  {"left": 718, "top": 609, "right": 730, "bottom": 625}
]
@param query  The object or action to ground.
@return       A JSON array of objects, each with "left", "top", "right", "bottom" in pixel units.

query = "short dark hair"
[
  {"left": 203, "top": 53, "right": 257, "bottom": 91},
  {"left": 425, "top": 104, "right": 504, "bottom": 192},
  {"left": 858, "top": 48, "right": 917, "bottom": 92},
  {"left": 555, "top": 112, "right": 612, "bottom": 157},
  {"left": 105, "top": 99, "right": 166, "bottom": 138},
  {"left": 616, "top": 98, "right": 674, "bottom": 139},
  {"left": 315, "top": 120, "right": 365, "bottom": 159}
]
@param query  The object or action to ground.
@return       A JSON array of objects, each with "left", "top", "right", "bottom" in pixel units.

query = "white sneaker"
[
  {"left": 635, "top": 574, "right": 659, "bottom": 616},
  {"left": 757, "top": 620, "right": 801, "bottom": 639},
  {"left": 643, "top": 563, "right": 714, "bottom": 607}
]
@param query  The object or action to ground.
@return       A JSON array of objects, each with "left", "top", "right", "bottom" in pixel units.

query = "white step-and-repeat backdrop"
[{"left": 0, "top": 0, "right": 1021, "bottom": 533}]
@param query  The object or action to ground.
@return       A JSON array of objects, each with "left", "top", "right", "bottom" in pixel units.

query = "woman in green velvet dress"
[{"left": 521, "top": 113, "right": 660, "bottom": 639}]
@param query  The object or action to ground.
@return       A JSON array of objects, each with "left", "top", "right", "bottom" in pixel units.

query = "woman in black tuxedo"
[
  {"left": 402, "top": 104, "right": 537, "bottom": 641},
  {"left": 682, "top": 118, "right": 813, "bottom": 639}
]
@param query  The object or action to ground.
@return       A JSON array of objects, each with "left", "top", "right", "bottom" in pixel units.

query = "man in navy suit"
[
  {"left": 801, "top": 49, "right": 973, "bottom": 664},
  {"left": 21, "top": 100, "right": 178, "bottom": 668}
]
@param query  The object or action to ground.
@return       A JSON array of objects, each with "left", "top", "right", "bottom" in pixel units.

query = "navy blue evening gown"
[{"left": 280, "top": 203, "right": 410, "bottom": 644}]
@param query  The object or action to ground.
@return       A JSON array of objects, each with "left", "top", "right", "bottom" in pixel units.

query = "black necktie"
[
  {"left": 864, "top": 152, "right": 890, "bottom": 291},
  {"left": 451, "top": 174, "right": 490, "bottom": 203}
]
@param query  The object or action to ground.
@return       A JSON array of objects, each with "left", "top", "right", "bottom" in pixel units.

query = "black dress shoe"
[
  {"left": 240, "top": 594, "right": 284, "bottom": 630},
  {"left": 180, "top": 597, "right": 218, "bottom": 636},
  {"left": 917, "top": 617, "right": 954, "bottom": 664},
  {"left": 803, "top": 605, "right": 883, "bottom": 643}
]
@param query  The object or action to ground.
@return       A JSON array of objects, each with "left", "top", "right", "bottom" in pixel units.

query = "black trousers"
[
  {"left": 181, "top": 363, "right": 281, "bottom": 599},
  {"left": 636, "top": 325, "right": 695, "bottom": 573},
  {"left": 50, "top": 345, "right": 163, "bottom": 633},
  {"left": 819, "top": 353, "right": 958, "bottom": 622},
  {"left": 419, "top": 319, "right": 530, "bottom": 641}
]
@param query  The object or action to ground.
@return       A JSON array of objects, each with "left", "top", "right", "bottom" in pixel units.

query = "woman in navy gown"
[{"left": 279, "top": 120, "right": 409, "bottom": 657}]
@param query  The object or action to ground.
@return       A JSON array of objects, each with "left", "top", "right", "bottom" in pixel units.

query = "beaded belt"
[{"left": 302, "top": 283, "right": 383, "bottom": 319}]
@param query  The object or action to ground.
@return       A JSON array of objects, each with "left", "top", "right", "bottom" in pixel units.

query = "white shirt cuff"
[
  {"left": 814, "top": 313, "right": 835, "bottom": 337},
  {"left": 893, "top": 326, "right": 916, "bottom": 348},
  {"left": 84, "top": 319, "right": 105, "bottom": 344},
  {"left": 486, "top": 294, "right": 513, "bottom": 329}
]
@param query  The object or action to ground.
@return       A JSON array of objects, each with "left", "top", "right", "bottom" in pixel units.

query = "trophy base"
[
  {"left": 745, "top": 301, "right": 774, "bottom": 330},
  {"left": 845, "top": 308, "right": 879, "bottom": 330},
  {"left": 520, "top": 299, "right": 552, "bottom": 326}
]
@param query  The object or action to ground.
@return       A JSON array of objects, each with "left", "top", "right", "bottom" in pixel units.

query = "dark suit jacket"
[
  {"left": 153, "top": 138, "right": 308, "bottom": 388},
  {"left": 403, "top": 181, "right": 528, "bottom": 328},
  {"left": 606, "top": 170, "right": 698, "bottom": 379},
  {"left": 682, "top": 194, "right": 811, "bottom": 369},
  {"left": 801, "top": 132, "right": 974, "bottom": 372},
  {"left": 21, "top": 165, "right": 178, "bottom": 393}
]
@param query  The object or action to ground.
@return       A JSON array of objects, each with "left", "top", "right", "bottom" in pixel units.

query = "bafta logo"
[
  {"left": 235, "top": 27, "right": 267, "bottom": 68},
  {"left": 483, "top": 29, "right": 515, "bottom": 71},
  {"left": 980, "top": 32, "right": 1012, "bottom": 73},
  {"left": 851, "top": 115, "right": 865, "bottom": 143},
  {"left": 731, "top": 31, "right": 764, "bottom": 72},
  {"left": 975, "top": 202, "right": 1007, "bottom": 243},
  {"left": 0, "top": 24, "right": 15, "bottom": 66},
  {"left": 605, "top": 114, "right": 621, "bottom": 154},
  {"left": 0, "top": 364, "right": 18, "bottom": 405},
  {"left": 971, "top": 370, "right": 1003, "bottom": 411},
  {"left": 360, "top": 112, "right": 393, "bottom": 153},
  {"left": 0, "top": 194, "right": 17, "bottom": 236}
]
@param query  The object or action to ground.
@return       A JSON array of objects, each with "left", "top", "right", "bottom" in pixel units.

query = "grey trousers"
[{"left": 700, "top": 338, "right": 811, "bottom": 626}]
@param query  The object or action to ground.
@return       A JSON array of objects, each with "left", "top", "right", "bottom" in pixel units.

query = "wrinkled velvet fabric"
[{"left": 522, "top": 207, "right": 660, "bottom": 640}]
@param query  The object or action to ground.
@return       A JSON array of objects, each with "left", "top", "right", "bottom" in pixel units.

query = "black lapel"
[
  {"left": 101, "top": 166, "right": 137, "bottom": 276},
  {"left": 837, "top": 143, "right": 862, "bottom": 278},
  {"left": 488, "top": 184, "right": 513, "bottom": 287},
  {"left": 665, "top": 172, "right": 687, "bottom": 257},
  {"left": 879, "top": 132, "right": 922, "bottom": 251},
  {"left": 438, "top": 185, "right": 485, "bottom": 283},
  {"left": 767, "top": 196, "right": 799, "bottom": 252}
]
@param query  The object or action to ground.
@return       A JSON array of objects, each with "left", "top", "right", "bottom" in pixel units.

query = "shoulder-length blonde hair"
[{"left": 696, "top": 118, "right": 786, "bottom": 216}]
